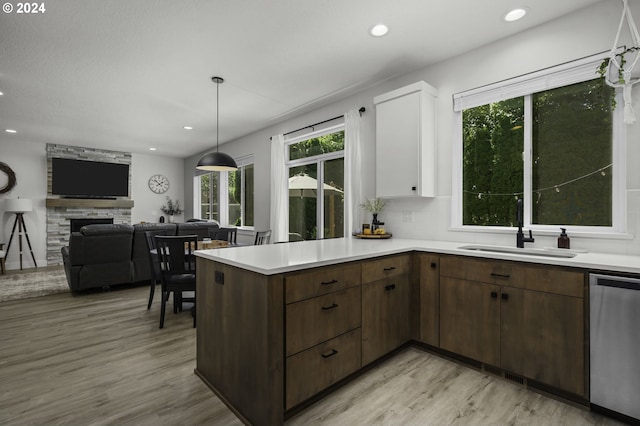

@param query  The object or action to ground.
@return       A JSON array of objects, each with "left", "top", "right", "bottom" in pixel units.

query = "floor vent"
[
  {"left": 484, "top": 365, "right": 502, "bottom": 377},
  {"left": 504, "top": 371, "right": 525, "bottom": 385}
]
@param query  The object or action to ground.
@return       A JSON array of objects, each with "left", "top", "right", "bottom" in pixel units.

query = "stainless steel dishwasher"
[{"left": 590, "top": 273, "right": 640, "bottom": 422}]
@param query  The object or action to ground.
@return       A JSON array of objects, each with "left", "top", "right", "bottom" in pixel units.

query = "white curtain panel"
[
  {"left": 270, "top": 133, "right": 288, "bottom": 242},
  {"left": 344, "top": 109, "right": 365, "bottom": 236}
]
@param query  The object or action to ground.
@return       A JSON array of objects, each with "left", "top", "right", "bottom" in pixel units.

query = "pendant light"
[{"left": 196, "top": 76, "right": 238, "bottom": 171}]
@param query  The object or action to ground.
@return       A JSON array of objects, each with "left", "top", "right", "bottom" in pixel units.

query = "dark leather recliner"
[{"left": 62, "top": 224, "right": 134, "bottom": 291}]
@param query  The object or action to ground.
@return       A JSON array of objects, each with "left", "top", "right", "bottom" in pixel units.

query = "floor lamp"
[{"left": 5, "top": 198, "right": 37, "bottom": 270}]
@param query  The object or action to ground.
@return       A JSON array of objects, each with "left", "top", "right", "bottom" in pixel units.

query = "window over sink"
[{"left": 452, "top": 53, "right": 624, "bottom": 235}]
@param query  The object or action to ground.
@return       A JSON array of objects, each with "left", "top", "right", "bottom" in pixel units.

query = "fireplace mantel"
[{"left": 46, "top": 198, "right": 134, "bottom": 208}]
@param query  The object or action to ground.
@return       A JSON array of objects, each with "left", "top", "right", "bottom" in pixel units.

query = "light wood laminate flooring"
[{"left": 0, "top": 285, "right": 623, "bottom": 425}]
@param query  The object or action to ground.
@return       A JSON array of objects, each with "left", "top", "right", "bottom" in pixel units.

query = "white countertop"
[{"left": 195, "top": 237, "right": 640, "bottom": 276}]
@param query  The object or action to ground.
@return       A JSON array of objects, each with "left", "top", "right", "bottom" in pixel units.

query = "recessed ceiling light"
[
  {"left": 504, "top": 7, "right": 528, "bottom": 22},
  {"left": 5, "top": 129, "right": 17, "bottom": 133},
  {"left": 149, "top": 147, "right": 157, "bottom": 151},
  {"left": 0, "top": 91, "right": 4, "bottom": 96},
  {"left": 183, "top": 126, "right": 193, "bottom": 130},
  {"left": 370, "top": 24, "right": 389, "bottom": 37}
]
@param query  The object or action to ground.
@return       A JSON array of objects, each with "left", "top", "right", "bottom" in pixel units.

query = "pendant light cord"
[
  {"left": 216, "top": 78, "right": 220, "bottom": 153},
  {"left": 212, "top": 76, "right": 224, "bottom": 153}
]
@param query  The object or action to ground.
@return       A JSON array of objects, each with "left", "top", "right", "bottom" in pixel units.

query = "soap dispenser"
[{"left": 557, "top": 228, "right": 570, "bottom": 249}]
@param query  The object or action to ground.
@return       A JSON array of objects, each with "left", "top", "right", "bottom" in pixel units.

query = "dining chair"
[
  {"left": 154, "top": 234, "right": 197, "bottom": 329},
  {"left": 144, "top": 229, "right": 168, "bottom": 310},
  {"left": 254, "top": 229, "right": 272, "bottom": 245},
  {"left": 210, "top": 227, "right": 237, "bottom": 245},
  {"left": 0, "top": 243, "right": 6, "bottom": 274}
]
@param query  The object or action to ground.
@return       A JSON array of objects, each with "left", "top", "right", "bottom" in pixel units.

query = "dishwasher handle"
[{"left": 591, "top": 274, "right": 640, "bottom": 291}]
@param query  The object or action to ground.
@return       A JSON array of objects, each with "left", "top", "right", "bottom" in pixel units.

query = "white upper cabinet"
[{"left": 374, "top": 81, "right": 437, "bottom": 198}]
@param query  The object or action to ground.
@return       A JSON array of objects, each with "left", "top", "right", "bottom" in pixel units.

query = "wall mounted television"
[{"left": 51, "top": 158, "right": 130, "bottom": 198}]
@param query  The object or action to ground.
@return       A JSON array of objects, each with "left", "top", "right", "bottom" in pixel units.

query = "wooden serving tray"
[{"left": 353, "top": 233, "right": 392, "bottom": 239}]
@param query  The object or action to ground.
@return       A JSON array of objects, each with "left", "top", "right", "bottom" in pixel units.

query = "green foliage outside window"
[
  {"left": 463, "top": 79, "right": 614, "bottom": 227},
  {"left": 532, "top": 80, "right": 613, "bottom": 226},
  {"left": 463, "top": 98, "right": 524, "bottom": 226},
  {"left": 289, "top": 131, "right": 345, "bottom": 160}
]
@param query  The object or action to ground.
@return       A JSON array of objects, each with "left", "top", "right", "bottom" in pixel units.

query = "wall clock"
[
  {"left": 0, "top": 162, "right": 17, "bottom": 194},
  {"left": 148, "top": 174, "right": 169, "bottom": 194}
]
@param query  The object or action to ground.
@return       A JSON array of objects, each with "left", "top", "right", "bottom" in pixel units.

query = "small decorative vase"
[
  {"left": 169, "top": 215, "right": 174, "bottom": 223},
  {"left": 372, "top": 213, "right": 379, "bottom": 231}
]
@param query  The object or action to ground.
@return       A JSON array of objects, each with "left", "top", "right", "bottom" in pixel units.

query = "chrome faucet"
[{"left": 516, "top": 198, "right": 534, "bottom": 248}]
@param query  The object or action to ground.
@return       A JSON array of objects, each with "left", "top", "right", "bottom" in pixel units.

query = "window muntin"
[{"left": 460, "top": 77, "right": 616, "bottom": 231}]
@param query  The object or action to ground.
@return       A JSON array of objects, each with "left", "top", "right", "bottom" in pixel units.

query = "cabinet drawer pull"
[
  {"left": 321, "top": 279, "right": 338, "bottom": 286},
  {"left": 501, "top": 293, "right": 509, "bottom": 300},
  {"left": 383, "top": 266, "right": 396, "bottom": 272},
  {"left": 385, "top": 284, "right": 396, "bottom": 291},
  {"left": 490, "top": 273, "right": 510, "bottom": 279},
  {"left": 430, "top": 262, "right": 437, "bottom": 269},
  {"left": 321, "top": 303, "right": 339, "bottom": 311},
  {"left": 321, "top": 349, "right": 338, "bottom": 358},
  {"left": 490, "top": 291, "right": 498, "bottom": 299}
]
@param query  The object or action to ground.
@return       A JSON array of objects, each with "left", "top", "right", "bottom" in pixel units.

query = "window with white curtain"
[
  {"left": 195, "top": 155, "right": 254, "bottom": 227},
  {"left": 452, "top": 53, "right": 625, "bottom": 234},
  {"left": 286, "top": 125, "right": 345, "bottom": 240}
]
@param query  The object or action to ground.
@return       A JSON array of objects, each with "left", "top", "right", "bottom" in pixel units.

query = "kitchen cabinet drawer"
[
  {"left": 441, "top": 256, "right": 519, "bottom": 284},
  {"left": 440, "top": 256, "right": 583, "bottom": 298},
  {"left": 286, "top": 286, "right": 361, "bottom": 356},
  {"left": 362, "top": 255, "right": 411, "bottom": 284},
  {"left": 286, "top": 328, "right": 361, "bottom": 409},
  {"left": 285, "top": 263, "right": 361, "bottom": 304}
]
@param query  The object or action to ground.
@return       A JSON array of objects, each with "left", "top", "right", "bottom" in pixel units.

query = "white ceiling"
[{"left": 0, "top": 0, "right": 603, "bottom": 158}]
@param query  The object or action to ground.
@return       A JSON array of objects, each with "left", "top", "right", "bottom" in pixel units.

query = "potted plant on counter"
[
  {"left": 160, "top": 196, "right": 183, "bottom": 223},
  {"left": 360, "top": 198, "right": 387, "bottom": 233}
]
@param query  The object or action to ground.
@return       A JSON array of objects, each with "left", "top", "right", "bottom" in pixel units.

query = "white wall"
[
  {"left": 132, "top": 153, "right": 184, "bottom": 223},
  {"left": 0, "top": 141, "right": 48, "bottom": 270},
  {"left": 186, "top": 0, "right": 640, "bottom": 255},
  {"left": 0, "top": 141, "right": 183, "bottom": 270}
]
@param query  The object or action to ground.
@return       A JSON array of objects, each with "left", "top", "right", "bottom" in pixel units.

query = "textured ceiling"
[{"left": 0, "top": 0, "right": 603, "bottom": 158}]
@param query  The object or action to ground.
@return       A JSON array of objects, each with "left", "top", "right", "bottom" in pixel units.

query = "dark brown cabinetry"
[
  {"left": 439, "top": 256, "right": 586, "bottom": 397},
  {"left": 361, "top": 255, "right": 411, "bottom": 366},
  {"left": 284, "top": 263, "right": 362, "bottom": 409},
  {"left": 417, "top": 254, "right": 440, "bottom": 346},
  {"left": 196, "top": 250, "right": 589, "bottom": 425}
]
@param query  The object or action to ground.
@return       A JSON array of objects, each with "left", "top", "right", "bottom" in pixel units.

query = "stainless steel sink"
[{"left": 458, "top": 245, "right": 577, "bottom": 258}]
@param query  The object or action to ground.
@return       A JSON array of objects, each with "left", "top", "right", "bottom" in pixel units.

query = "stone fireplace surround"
[{"left": 46, "top": 144, "right": 133, "bottom": 266}]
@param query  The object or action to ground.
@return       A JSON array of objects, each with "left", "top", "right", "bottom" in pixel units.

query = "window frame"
[
  {"left": 194, "top": 154, "right": 255, "bottom": 229},
  {"left": 451, "top": 53, "right": 627, "bottom": 237},
  {"left": 285, "top": 123, "right": 345, "bottom": 240}
]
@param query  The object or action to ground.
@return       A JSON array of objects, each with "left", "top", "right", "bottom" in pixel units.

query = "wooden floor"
[{"left": 0, "top": 285, "right": 623, "bottom": 425}]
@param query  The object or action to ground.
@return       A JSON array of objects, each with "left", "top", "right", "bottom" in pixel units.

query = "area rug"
[{"left": 0, "top": 267, "right": 69, "bottom": 302}]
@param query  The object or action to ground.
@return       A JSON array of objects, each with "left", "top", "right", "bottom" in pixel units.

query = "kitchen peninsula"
[{"left": 194, "top": 238, "right": 640, "bottom": 425}]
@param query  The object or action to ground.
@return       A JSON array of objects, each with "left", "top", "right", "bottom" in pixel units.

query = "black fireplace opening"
[{"left": 69, "top": 217, "right": 114, "bottom": 233}]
